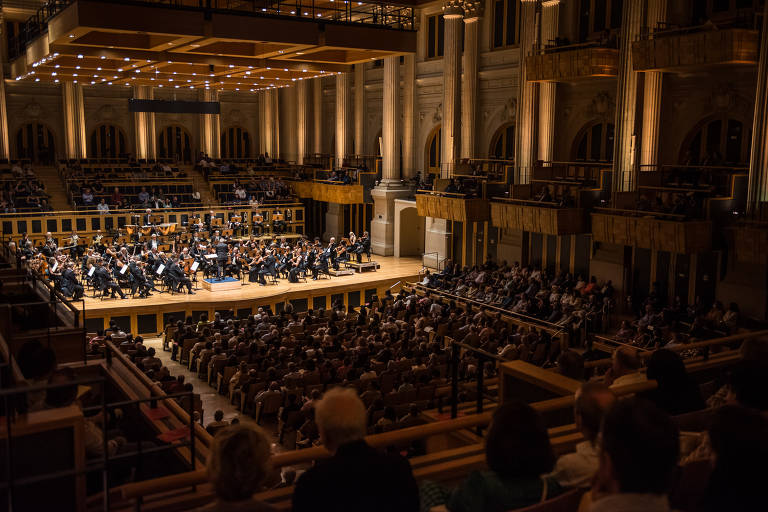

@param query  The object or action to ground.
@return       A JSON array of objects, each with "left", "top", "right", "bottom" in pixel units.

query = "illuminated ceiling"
[{"left": 10, "top": 0, "right": 417, "bottom": 92}]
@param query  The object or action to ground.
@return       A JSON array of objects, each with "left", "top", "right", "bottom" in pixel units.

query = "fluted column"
[
  {"left": 537, "top": 0, "right": 560, "bottom": 164},
  {"left": 297, "top": 80, "right": 310, "bottom": 165},
  {"left": 0, "top": 15, "right": 9, "bottom": 160},
  {"left": 747, "top": 0, "right": 768, "bottom": 212},
  {"left": 335, "top": 73, "right": 352, "bottom": 168},
  {"left": 441, "top": 1, "right": 463, "bottom": 175},
  {"left": 264, "top": 88, "right": 279, "bottom": 159},
  {"left": 258, "top": 91, "right": 267, "bottom": 154},
  {"left": 461, "top": 3, "right": 481, "bottom": 160},
  {"left": 381, "top": 57, "right": 400, "bottom": 182},
  {"left": 354, "top": 64, "right": 365, "bottom": 155},
  {"left": 132, "top": 85, "right": 156, "bottom": 160},
  {"left": 402, "top": 54, "right": 416, "bottom": 179},
  {"left": 198, "top": 89, "right": 220, "bottom": 159},
  {"left": 371, "top": 56, "right": 411, "bottom": 256},
  {"left": 515, "top": 0, "right": 538, "bottom": 183},
  {"left": 639, "top": 0, "right": 667, "bottom": 169},
  {"left": 612, "top": 0, "right": 644, "bottom": 193},
  {"left": 313, "top": 78, "right": 323, "bottom": 155},
  {"left": 62, "top": 82, "right": 87, "bottom": 159}
]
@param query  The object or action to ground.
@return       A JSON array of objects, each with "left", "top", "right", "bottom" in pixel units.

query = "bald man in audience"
[
  {"left": 549, "top": 382, "right": 616, "bottom": 488},
  {"left": 292, "top": 387, "right": 419, "bottom": 512}
]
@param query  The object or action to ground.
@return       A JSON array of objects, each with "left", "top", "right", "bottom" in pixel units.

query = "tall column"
[
  {"left": 381, "top": 57, "right": 400, "bottom": 183},
  {"left": 441, "top": 1, "right": 463, "bottom": 175},
  {"left": 133, "top": 85, "right": 156, "bottom": 160},
  {"left": 515, "top": 0, "right": 538, "bottom": 183},
  {"left": 335, "top": 73, "right": 352, "bottom": 168},
  {"left": 461, "top": 2, "right": 482, "bottom": 159},
  {"left": 354, "top": 64, "right": 365, "bottom": 155},
  {"left": 371, "top": 56, "right": 411, "bottom": 256},
  {"left": 258, "top": 91, "right": 267, "bottom": 155},
  {"left": 537, "top": 0, "right": 560, "bottom": 164},
  {"left": 297, "top": 80, "right": 310, "bottom": 164},
  {"left": 62, "top": 82, "right": 87, "bottom": 159},
  {"left": 313, "top": 78, "right": 323, "bottom": 155},
  {"left": 612, "top": 0, "right": 644, "bottom": 193},
  {"left": 402, "top": 54, "right": 416, "bottom": 179},
  {"left": 198, "top": 89, "right": 220, "bottom": 159},
  {"left": 264, "top": 88, "right": 279, "bottom": 159},
  {"left": 0, "top": 15, "right": 9, "bottom": 160},
  {"left": 747, "top": 0, "right": 768, "bottom": 212},
  {"left": 639, "top": 0, "right": 667, "bottom": 169}
]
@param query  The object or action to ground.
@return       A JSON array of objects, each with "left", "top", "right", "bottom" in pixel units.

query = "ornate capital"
[
  {"left": 542, "top": 0, "right": 561, "bottom": 7},
  {"left": 463, "top": 0, "right": 484, "bottom": 20},
  {"left": 442, "top": 0, "right": 464, "bottom": 18}
]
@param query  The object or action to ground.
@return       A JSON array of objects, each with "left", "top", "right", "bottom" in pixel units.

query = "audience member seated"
[
  {"left": 550, "top": 382, "right": 616, "bottom": 488},
  {"left": 639, "top": 349, "right": 705, "bottom": 416},
  {"left": 202, "top": 423, "right": 276, "bottom": 511},
  {"left": 292, "top": 387, "right": 419, "bottom": 512},
  {"left": 590, "top": 398, "right": 679, "bottom": 512},
  {"left": 420, "top": 401, "right": 563, "bottom": 511}
]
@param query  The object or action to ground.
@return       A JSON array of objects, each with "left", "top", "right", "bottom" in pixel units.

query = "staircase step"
[{"left": 35, "top": 166, "right": 70, "bottom": 210}]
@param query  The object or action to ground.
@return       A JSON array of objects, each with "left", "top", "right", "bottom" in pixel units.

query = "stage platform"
[
  {"left": 80, "top": 256, "right": 423, "bottom": 335},
  {"left": 202, "top": 277, "right": 241, "bottom": 292}
]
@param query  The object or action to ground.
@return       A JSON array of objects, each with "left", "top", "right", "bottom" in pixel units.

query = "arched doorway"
[
  {"left": 16, "top": 122, "right": 56, "bottom": 164},
  {"left": 158, "top": 125, "right": 193, "bottom": 163},
  {"left": 572, "top": 120, "right": 615, "bottom": 162},
  {"left": 89, "top": 124, "right": 127, "bottom": 159},
  {"left": 425, "top": 125, "right": 441, "bottom": 174},
  {"left": 489, "top": 122, "right": 516, "bottom": 160},
  {"left": 220, "top": 126, "right": 251, "bottom": 159},
  {"left": 680, "top": 115, "right": 750, "bottom": 165}
]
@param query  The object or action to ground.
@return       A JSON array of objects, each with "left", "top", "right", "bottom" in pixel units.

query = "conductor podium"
[{"left": 202, "top": 276, "right": 241, "bottom": 292}]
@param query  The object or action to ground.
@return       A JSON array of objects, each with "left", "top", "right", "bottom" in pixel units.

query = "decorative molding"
[{"left": 586, "top": 91, "right": 615, "bottom": 121}]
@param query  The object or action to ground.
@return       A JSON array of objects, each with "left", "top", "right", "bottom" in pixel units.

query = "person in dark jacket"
[
  {"left": 639, "top": 349, "right": 705, "bottom": 416},
  {"left": 292, "top": 387, "right": 419, "bottom": 512}
]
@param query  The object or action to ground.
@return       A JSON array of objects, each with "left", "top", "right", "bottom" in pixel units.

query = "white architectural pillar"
[
  {"left": 258, "top": 91, "right": 267, "bottom": 155},
  {"left": 313, "top": 78, "right": 323, "bottom": 156},
  {"left": 747, "top": 0, "right": 768, "bottom": 212},
  {"left": 371, "top": 56, "right": 410, "bottom": 256},
  {"left": 0, "top": 16, "right": 9, "bottom": 160},
  {"left": 297, "top": 80, "right": 310, "bottom": 165},
  {"left": 612, "top": 0, "right": 644, "bottom": 193},
  {"left": 639, "top": 0, "right": 667, "bottom": 169},
  {"left": 537, "top": 0, "right": 560, "bottom": 163},
  {"left": 335, "top": 73, "right": 352, "bottom": 168},
  {"left": 515, "top": 0, "right": 538, "bottom": 183},
  {"left": 461, "top": 3, "right": 482, "bottom": 159},
  {"left": 62, "top": 82, "right": 87, "bottom": 159},
  {"left": 441, "top": 1, "right": 463, "bottom": 175},
  {"left": 132, "top": 85, "right": 156, "bottom": 161},
  {"left": 198, "top": 88, "right": 220, "bottom": 159},
  {"left": 402, "top": 54, "right": 416, "bottom": 179},
  {"left": 354, "top": 64, "right": 365, "bottom": 155}
]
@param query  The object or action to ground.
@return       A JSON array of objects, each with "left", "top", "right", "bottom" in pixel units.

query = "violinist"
[
  {"left": 257, "top": 249, "right": 277, "bottom": 285},
  {"left": 167, "top": 257, "right": 194, "bottom": 294},
  {"left": 95, "top": 260, "right": 127, "bottom": 299},
  {"left": 248, "top": 250, "right": 264, "bottom": 283},
  {"left": 327, "top": 237, "right": 339, "bottom": 271},
  {"left": 353, "top": 230, "right": 370, "bottom": 263},
  {"left": 129, "top": 257, "right": 152, "bottom": 298},
  {"left": 59, "top": 262, "right": 84, "bottom": 300}
]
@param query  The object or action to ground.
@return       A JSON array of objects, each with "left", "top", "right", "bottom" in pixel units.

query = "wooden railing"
[
  {"left": 591, "top": 209, "right": 712, "bottom": 253},
  {"left": 415, "top": 192, "right": 490, "bottom": 222},
  {"left": 490, "top": 197, "right": 588, "bottom": 236},
  {"left": 526, "top": 44, "right": 619, "bottom": 82}
]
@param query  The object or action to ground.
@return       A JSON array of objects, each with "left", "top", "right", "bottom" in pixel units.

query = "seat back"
[{"left": 513, "top": 488, "right": 583, "bottom": 512}]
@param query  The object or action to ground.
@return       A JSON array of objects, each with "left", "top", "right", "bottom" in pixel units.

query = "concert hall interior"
[{"left": 3, "top": 0, "right": 768, "bottom": 511}]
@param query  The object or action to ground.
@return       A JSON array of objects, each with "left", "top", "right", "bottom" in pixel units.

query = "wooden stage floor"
[{"left": 80, "top": 257, "right": 423, "bottom": 333}]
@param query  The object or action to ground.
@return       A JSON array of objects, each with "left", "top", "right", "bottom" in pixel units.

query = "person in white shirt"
[
  {"left": 96, "top": 198, "right": 110, "bottom": 214},
  {"left": 606, "top": 347, "right": 647, "bottom": 388},
  {"left": 549, "top": 382, "right": 616, "bottom": 488}
]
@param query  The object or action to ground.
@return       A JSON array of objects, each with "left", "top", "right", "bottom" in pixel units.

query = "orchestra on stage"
[{"left": 11, "top": 209, "right": 371, "bottom": 301}]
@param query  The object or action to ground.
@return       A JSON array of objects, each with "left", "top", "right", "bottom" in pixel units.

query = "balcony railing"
[
  {"left": 8, "top": 0, "right": 415, "bottom": 60},
  {"left": 415, "top": 191, "right": 490, "bottom": 223},
  {"left": 490, "top": 197, "right": 587, "bottom": 236},
  {"left": 525, "top": 41, "right": 619, "bottom": 82},
  {"left": 632, "top": 25, "right": 758, "bottom": 72}
]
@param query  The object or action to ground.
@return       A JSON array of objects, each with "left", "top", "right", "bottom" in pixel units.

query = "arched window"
[
  {"left": 425, "top": 125, "right": 441, "bottom": 174},
  {"left": 220, "top": 126, "right": 251, "bottom": 159},
  {"left": 572, "top": 120, "right": 614, "bottom": 162},
  {"left": 489, "top": 123, "right": 515, "bottom": 160},
  {"left": 158, "top": 125, "right": 193, "bottom": 163},
  {"left": 89, "top": 124, "right": 126, "bottom": 159},
  {"left": 16, "top": 122, "right": 55, "bottom": 164},
  {"left": 681, "top": 115, "right": 750, "bottom": 165}
]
